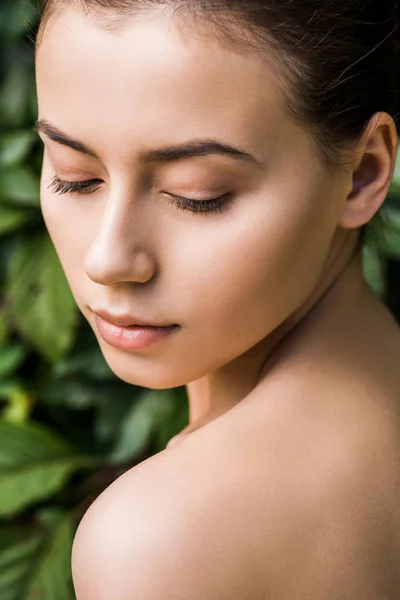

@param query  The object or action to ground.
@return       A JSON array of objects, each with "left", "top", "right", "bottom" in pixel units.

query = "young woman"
[{"left": 35, "top": 0, "right": 400, "bottom": 597}]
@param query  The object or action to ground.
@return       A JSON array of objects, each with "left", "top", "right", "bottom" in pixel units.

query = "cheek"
[
  {"left": 40, "top": 189, "right": 93, "bottom": 307},
  {"left": 174, "top": 187, "right": 336, "bottom": 339},
  {"left": 40, "top": 153, "right": 98, "bottom": 261}
]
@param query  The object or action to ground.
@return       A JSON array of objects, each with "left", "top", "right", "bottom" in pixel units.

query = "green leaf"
[
  {"left": 0, "top": 63, "right": 35, "bottom": 128},
  {"left": 362, "top": 244, "right": 386, "bottom": 297},
  {"left": 2, "top": 390, "right": 33, "bottom": 424},
  {"left": 53, "top": 347, "right": 113, "bottom": 380},
  {"left": 26, "top": 509, "right": 75, "bottom": 600},
  {"left": 0, "top": 523, "right": 44, "bottom": 600},
  {"left": 41, "top": 376, "right": 136, "bottom": 444},
  {"left": 0, "top": 0, "right": 39, "bottom": 43},
  {"left": 0, "top": 345, "right": 26, "bottom": 378},
  {"left": 0, "top": 203, "right": 32, "bottom": 236},
  {"left": 41, "top": 378, "right": 96, "bottom": 410},
  {"left": 0, "top": 382, "right": 24, "bottom": 401},
  {"left": 153, "top": 388, "right": 189, "bottom": 452},
  {"left": 92, "top": 387, "right": 140, "bottom": 443},
  {"left": 0, "top": 167, "right": 40, "bottom": 207},
  {"left": 6, "top": 234, "right": 78, "bottom": 362},
  {"left": 0, "top": 310, "right": 8, "bottom": 347},
  {"left": 0, "top": 131, "right": 37, "bottom": 167},
  {"left": 0, "top": 420, "right": 88, "bottom": 516},
  {"left": 381, "top": 206, "right": 400, "bottom": 259},
  {"left": 390, "top": 155, "right": 400, "bottom": 195},
  {"left": 0, "top": 510, "right": 76, "bottom": 600},
  {"left": 108, "top": 389, "right": 179, "bottom": 463}
]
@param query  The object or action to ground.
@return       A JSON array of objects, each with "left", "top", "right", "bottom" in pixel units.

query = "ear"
[{"left": 338, "top": 112, "right": 398, "bottom": 229}]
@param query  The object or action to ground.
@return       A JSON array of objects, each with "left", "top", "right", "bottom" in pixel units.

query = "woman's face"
[{"left": 35, "top": 6, "right": 350, "bottom": 388}]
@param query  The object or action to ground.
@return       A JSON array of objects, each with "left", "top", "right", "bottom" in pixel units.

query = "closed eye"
[
  {"left": 47, "top": 175, "right": 102, "bottom": 195},
  {"left": 47, "top": 175, "right": 234, "bottom": 215}
]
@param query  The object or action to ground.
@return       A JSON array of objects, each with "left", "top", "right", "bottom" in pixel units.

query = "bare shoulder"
[
  {"left": 71, "top": 432, "right": 261, "bottom": 600},
  {"left": 199, "top": 362, "right": 400, "bottom": 598},
  {"left": 226, "top": 366, "right": 400, "bottom": 598},
  {"left": 71, "top": 374, "right": 400, "bottom": 600}
]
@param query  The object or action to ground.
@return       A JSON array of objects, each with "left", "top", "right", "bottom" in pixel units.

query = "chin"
[
  {"left": 114, "top": 370, "right": 184, "bottom": 390},
  {"left": 98, "top": 348, "right": 192, "bottom": 389}
]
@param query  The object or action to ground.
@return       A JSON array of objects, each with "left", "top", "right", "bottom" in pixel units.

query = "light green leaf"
[
  {"left": 0, "top": 131, "right": 36, "bottom": 167},
  {"left": 0, "top": 381, "right": 24, "bottom": 400},
  {"left": 6, "top": 234, "right": 78, "bottom": 362},
  {"left": 0, "top": 420, "right": 88, "bottom": 516},
  {"left": 2, "top": 390, "right": 33, "bottom": 424}
]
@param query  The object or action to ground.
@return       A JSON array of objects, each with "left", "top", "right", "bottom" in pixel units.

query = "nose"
[{"left": 83, "top": 194, "right": 157, "bottom": 286}]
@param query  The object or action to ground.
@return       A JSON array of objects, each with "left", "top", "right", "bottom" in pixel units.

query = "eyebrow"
[{"left": 34, "top": 119, "right": 261, "bottom": 165}]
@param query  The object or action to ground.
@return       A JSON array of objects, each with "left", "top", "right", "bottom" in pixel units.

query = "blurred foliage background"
[{"left": 0, "top": 0, "right": 399, "bottom": 598}]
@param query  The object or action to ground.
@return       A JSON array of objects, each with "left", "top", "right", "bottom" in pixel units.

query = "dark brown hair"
[{"left": 36, "top": 0, "right": 400, "bottom": 242}]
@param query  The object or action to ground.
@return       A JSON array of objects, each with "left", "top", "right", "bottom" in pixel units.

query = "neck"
[{"left": 185, "top": 228, "right": 367, "bottom": 426}]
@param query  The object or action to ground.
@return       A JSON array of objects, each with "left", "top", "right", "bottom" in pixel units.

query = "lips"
[
  {"left": 92, "top": 308, "right": 177, "bottom": 328},
  {"left": 93, "top": 311, "right": 180, "bottom": 351}
]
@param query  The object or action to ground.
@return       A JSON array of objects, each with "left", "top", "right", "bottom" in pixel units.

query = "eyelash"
[{"left": 47, "top": 175, "right": 233, "bottom": 215}]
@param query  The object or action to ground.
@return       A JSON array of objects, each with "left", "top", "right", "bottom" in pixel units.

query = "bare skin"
[
  {"left": 34, "top": 4, "right": 400, "bottom": 598},
  {"left": 169, "top": 233, "right": 400, "bottom": 447},
  {"left": 72, "top": 246, "right": 400, "bottom": 598}
]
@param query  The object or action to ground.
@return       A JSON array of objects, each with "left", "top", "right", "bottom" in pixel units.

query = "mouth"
[
  {"left": 92, "top": 308, "right": 178, "bottom": 328},
  {"left": 92, "top": 310, "right": 180, "bottom": 351}
]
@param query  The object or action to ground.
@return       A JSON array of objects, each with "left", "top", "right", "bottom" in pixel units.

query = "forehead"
[{"left": 35, "top": 6, "right": 303, "bottom": 163}]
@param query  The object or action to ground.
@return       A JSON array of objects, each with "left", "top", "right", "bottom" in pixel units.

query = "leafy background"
[{"left": 0, "top": 1, "right": 399, "bottom": 598}]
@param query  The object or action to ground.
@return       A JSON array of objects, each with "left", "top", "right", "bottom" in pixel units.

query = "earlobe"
[{"left": 338, "top": 112, "right": 398, "bottom": 229}]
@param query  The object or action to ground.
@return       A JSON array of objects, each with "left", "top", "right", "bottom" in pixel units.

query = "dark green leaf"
[
  {"left": 0, "top": 522, "right": 43, "bottom": 600},
  {"left": 6, "top": 234, "right": 78, "bottom": 361},
  {"left": 0, "top": 167, "right": 39, "bottom": 207},
  {"left": 108, "top": 389, "right": 179, "bottom": 463},
  {"left": 0, "top": 64, "right": 34, "bottom": 127},
  {"left": 390, "top": 155, "right": 400, "bottom": 195},
  {"left": 381, "top": 207, "right": 400, "bottom": 259},
  {"left": 53, "top": 347, "right": 113, "bottom": 380},
  {"left": 0, "top": 345, "right": 26, "bottom": 378},
  {"left": 0, "top": 509, "right": 75, "bottom": 600},
  {"left": 0, "top": 0, "right": 38, "bottom": 42},
  {"left": 0, "top": 203, "right": 32, "bottom": 236},
  {"left": 0, "top": 420, "right": 89, "bottom": 516},
  {"left": 26, "top": 509, "right": 75, "bottom": 600}
]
